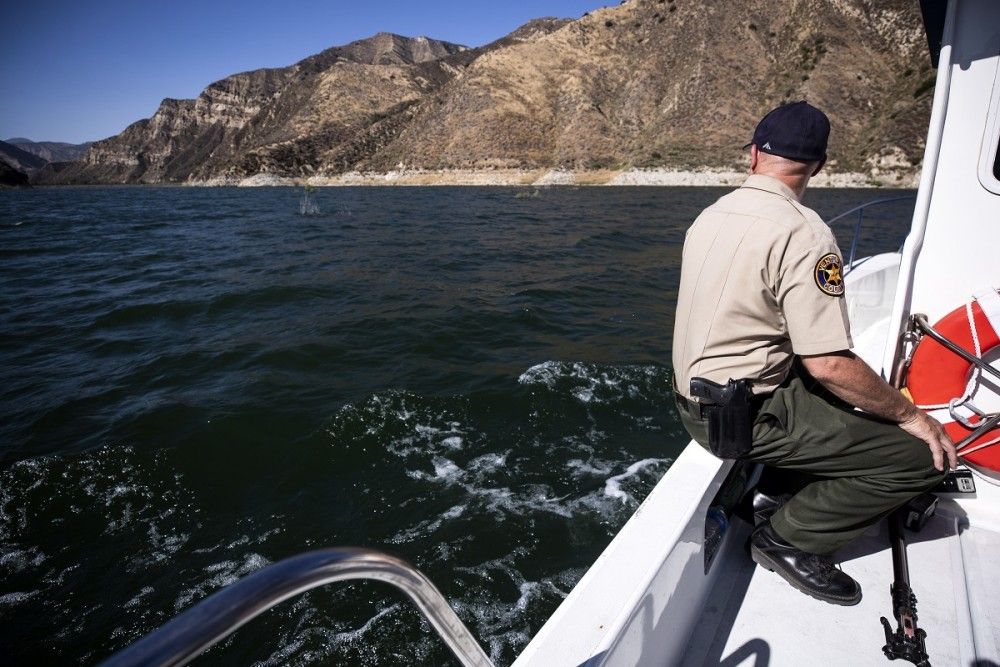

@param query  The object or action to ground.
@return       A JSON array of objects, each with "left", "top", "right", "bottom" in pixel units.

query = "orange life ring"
[{"left": 905, "top": 290, "right": 1000, "bottom": 473}]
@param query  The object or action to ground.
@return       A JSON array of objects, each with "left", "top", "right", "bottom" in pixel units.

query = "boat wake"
[
  {"left": 1, "top": 360, "right": 686, "bottom": 665},
  {"left": 307, "top": 361, "right": 680, "bottom": 663}
]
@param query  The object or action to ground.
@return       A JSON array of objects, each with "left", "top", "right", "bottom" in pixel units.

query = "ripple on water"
[
  {"left": 0, "top": 358, "right": 680, "bottom": 665},
  {"left": 0, "top": 186, "right": 912, "bottom": 665}
]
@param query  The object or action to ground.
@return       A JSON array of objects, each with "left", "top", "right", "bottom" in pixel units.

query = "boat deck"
[{"left": 683, "top": 499, "right": 1000, "bottom": 666}]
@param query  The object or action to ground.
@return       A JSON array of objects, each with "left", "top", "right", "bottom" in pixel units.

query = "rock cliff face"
[
  {"left": 43, "top": 33, "right": 470, "bottom": 184},
  {"left": 42, "top": 0, "right": 934, "bottom": 184}
]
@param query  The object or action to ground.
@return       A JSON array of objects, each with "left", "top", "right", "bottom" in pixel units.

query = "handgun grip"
[{"left": 690, "top": 377, "right": 726, "bottom": 403}]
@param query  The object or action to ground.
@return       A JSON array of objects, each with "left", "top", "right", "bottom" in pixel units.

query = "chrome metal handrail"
[
  {"left": 99, "top": 548, "right": 494, "bottom": 667},
  {"left": 826, "top": 196, "right": 915, "bottom": 270}
]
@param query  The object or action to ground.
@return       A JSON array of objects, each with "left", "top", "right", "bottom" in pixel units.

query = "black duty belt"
[{"left": 674, "top": 390, "right": 766, "bottom": 421}]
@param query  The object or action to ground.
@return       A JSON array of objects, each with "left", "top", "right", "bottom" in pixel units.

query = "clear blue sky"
[{"left": 1, "top": 0, "right": 607, "bottom": 144}]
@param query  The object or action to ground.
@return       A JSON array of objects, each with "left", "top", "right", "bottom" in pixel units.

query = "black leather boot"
[
  {"left": 752, "top": 489, "right": 791, "bottom": 526},
  {"left": 750, "top": 521, "right": 862, "bottom": 606}
]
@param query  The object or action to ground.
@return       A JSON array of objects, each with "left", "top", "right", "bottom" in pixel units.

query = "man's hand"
[
  {"left": 801, "top": 350, "right": 957, "bottom": 471},
  {"left": 898, "top": 410, "right": 958, "bottom": 472}
]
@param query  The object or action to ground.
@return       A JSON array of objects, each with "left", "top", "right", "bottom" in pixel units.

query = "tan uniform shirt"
[{"left": 672, "top": 174, "right": 852, "bottom": 398}]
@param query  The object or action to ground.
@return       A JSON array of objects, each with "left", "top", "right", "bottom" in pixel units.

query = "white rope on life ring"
[{"left": 905, "top": 288, "right": 1000, "bottom": 478}]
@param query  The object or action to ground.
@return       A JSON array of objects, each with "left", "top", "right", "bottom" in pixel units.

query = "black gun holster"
[{"left": 689, "top": 377, "right": 754, "bottom": 459}]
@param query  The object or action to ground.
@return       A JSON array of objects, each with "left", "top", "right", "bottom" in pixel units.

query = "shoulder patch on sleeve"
[{"left": 814, "top": 253, "right": 845, "bottom": 296}]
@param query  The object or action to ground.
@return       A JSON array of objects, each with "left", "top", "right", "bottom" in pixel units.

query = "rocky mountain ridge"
[
  {"left": 38, "top": 32, "right": 475, "bottom": 184},
  {"left": 0, "top": 140, "right": 48, "bottom": 174},
  {"left": 39, "top": 0, "right": 935, "bottom": 185},
  {"left": 6, "top": 138, "right": 93, "bottom": 163},
  {"left": 1, "top": 139, "right": 93, "bottom": 186},
  {"left": 0, "top": 159, "right": 30, "bottom": 187}
]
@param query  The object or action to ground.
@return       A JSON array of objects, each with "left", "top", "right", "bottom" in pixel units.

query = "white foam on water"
[
  {"left": 0, "top": 460, "right": 37, "bottom": 540},
  {"left": 467, "top": 451, "right": 509, "bottom": 473},
  {"left": 404, "top": 449, "right": 669, "bottom": 524},
  {"left": 124, "top": 586, "right": 155, "bottom": 609},
  {"left": 253, "top": 603, "right": 406, "bottom": 666},
  {"left": 309, "top": 374, "right": 674, "bottom": 663},
  {"left": 441, "top": 504, "right": 466, "bottom": 520},
  {"left": 408, "top": 457, "right": 528, "bottom": 512},
  {"left": 518, "top": 360, "right": 571, "bottom": 386},
  {"left": 513, "top": 579, "right": 560, "bottom": 612},
  {"left": 453, "top": 554, "right": 587, "bottom": 663},
  {"left": 630, "top": 414, "right": 661, "bottom": 429},
  {"left": 174, "top": 552, "right": 270, "bottom": 611},
  {"left": 144, "top": 525, "right": 190, "bottom": 565},
  {"left": 485, "top": 629, "right": 534, "bottom": 663},
  {"left": 41, "top": 563, "right": 79, "bottom": 587},
  {"left": 518, "top": 360, "right": 670, "bottom": 405},
  {"left": 0, "top": 546, "right": 46, "bottom": 572},
  {"left": 0, "top": 590, "right": 40, "bottom": 606},
  {"left": 0, "top": 442, "right": 199, "bottom": 641},
  {"left": 433, "top": 457, "right": 463, "bottom": 481},
  {"left": 604, "top": 458, "right": 668, "bottom": 504},
  {"left": 332, "top": 391, "right": 475, "bottom": 462},
  {"left": 330, "top": 602, "right": 400, "bottom": 643},
  {"left": 389, "top": 503, "right": 467, "bottom": 543},
  {"left": 565, "top": 457, "right": 614, "bottom": 477},
  {"left": 189, "top": 524, "right": 283, "bottom": 556}
]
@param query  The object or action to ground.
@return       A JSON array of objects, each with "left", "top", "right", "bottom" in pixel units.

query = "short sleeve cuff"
[{"left": 792, "top": 334, "right": 854, "bottom": 356}]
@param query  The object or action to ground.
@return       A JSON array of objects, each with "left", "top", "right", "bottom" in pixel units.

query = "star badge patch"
[{"left": 814, "top": 253, "right": 845, "bottom": 296}]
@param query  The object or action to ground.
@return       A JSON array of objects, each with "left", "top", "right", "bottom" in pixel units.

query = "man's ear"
[
  {"left": 749, "top": 144, "right": 759, "bottom": 173},
  {"left": 811, "top": 157, "right": 826, "bottom": 177}
]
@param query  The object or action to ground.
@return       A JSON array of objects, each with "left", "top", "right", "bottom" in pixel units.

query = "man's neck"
[{"left": 751, "top": 170, "right": 810, "bottom": 201}]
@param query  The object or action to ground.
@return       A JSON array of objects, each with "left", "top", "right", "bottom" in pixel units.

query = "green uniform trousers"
[{"left": 678, "top": 370, "right": 945, "bottom": 555}]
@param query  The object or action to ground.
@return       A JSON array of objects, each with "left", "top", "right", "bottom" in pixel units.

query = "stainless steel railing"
[
  {"left": 826, "top": 196, "right": 915, "bottom": 271},
  {"left": 99, "top": 547, "right": 494, "bottom": 667}
]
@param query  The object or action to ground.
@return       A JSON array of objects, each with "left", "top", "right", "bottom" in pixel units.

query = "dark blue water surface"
[{"left": 0, "top": 186, "right": 913, "bottom": 665}]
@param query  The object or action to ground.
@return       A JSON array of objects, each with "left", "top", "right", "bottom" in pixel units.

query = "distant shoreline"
[
  {"left": 20, "top": 167, "right": 920, "bottom": 189},
  {"left": 180, "top": 167, "right": 918, "bottom": 189}
]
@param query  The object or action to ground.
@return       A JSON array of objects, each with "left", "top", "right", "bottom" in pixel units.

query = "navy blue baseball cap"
[{"left": 743, "top": 100, "right": 830, "bottom": 162}]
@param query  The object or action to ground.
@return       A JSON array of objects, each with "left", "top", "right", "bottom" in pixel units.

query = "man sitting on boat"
[{"left": 671, "top": 101, "right": 956, "bottom": 606}]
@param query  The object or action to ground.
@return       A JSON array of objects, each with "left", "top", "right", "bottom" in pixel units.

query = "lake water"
[{"left": 0, "top": 185, "right": 914, "bottom": 665}]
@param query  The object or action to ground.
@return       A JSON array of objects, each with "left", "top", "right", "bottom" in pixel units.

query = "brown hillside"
[
  {"left": 365, "top": 0, "right": 931, "bottom": 174},
  {"left": 40, "top": 1, "right": 933, "bottom": 184}
]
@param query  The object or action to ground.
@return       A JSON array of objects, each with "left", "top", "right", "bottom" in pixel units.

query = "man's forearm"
[{"left": 799, "top": 351, "right": 916, "bottom": 422}]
